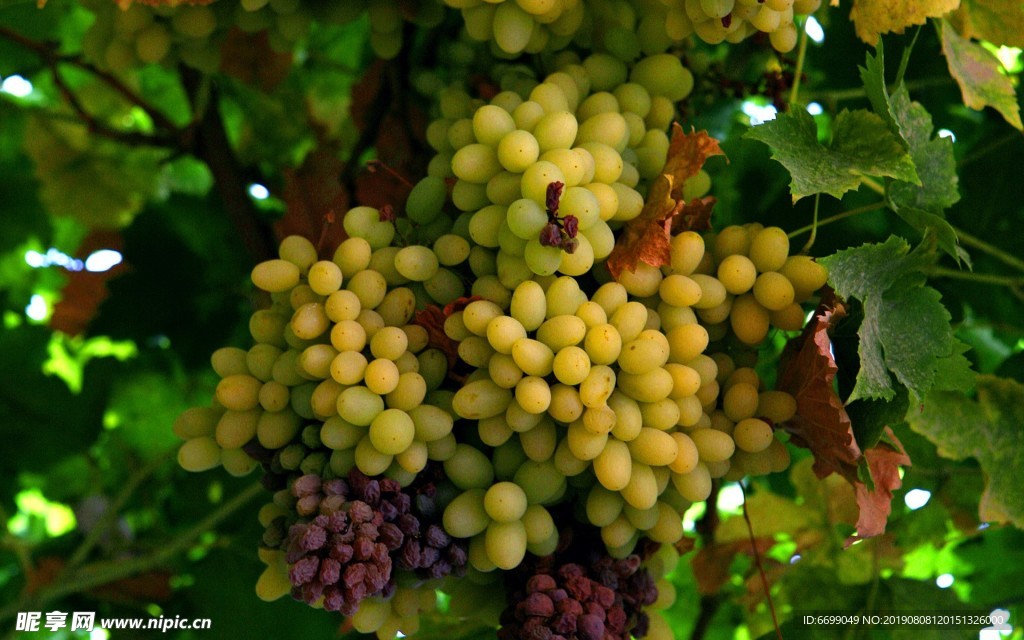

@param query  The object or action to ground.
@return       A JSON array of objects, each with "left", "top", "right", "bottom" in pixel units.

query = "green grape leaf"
[
  {"left": 859, "top": 44, "right": 965, "bottom": 263},
  {"left": 907, "top": 375, "right": 1024, "bottom": 528},
  {"left": 887, "top": 86, "right": 961, "bottom": 213},
  {"left": 820, "top": 237, "right": 969, "bottom": 402},
  {"left": 23, "top": 115, "right": 164, "bottom": 229},
  {"left": 940, "top": 19, "right": 1024, "bottom": 131},
  {"left": 847, "top": 387, "right": 910, "bottom": 451},
  {"left": 954, "top": 0, "right": 1024, "bottom": 47},
  {"left": 848, "top": 0, "right": 960, "bottom": 46},
  {"left": 744, "top": 108, "right": 919, "bottom": 202}
]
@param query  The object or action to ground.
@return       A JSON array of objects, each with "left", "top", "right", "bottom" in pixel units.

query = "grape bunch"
[
  {"left": 444, "top": 0, "right": 822, "bottom": 57},
  {"left": 415, "top": 52, "right": 699, "bottom": 298},
  {"left": 171, "top": 9, "right": 832, "bottom": 634}
]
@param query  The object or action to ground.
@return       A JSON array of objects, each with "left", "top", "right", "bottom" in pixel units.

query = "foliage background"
[{"left": 0, "top": 1, "right": 1023, "bottom": 639}]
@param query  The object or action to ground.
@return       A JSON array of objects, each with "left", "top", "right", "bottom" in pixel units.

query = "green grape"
[
  {"left": 513, "top": 460, "right": 565, "bottom": 504},
  {"left": 495, "top": 130, "right": 539, "bottom": 173},
  {"left": 483, "top": 481, "right": 529, "bottom": 523},
  {"left": 344, "top": 206, "right": 395, "bottom": 249},
  {"left": 443, "top": 489, "right": 490, "bottom": 538},
  {"left": 492, "top": 1, "right": 534, "bottom": 54},
  {"left": 453, "top": 143, "right": 503, "bottom": 184},
  {"left": 594, "top": 439, "right": 631, "bottom": 490},
  {"left": 510, "top": 280, "right": 547, "bottom": 331},
  {"left": 485, "top": 519, "right": 527, "bottom": 570},
  {"left": 393, "top": 245, "right": 439, "bottom": 282},
  {"left": 368, "top": 408, "right": 415, "bottom": 455},
  {"left": 752, "top": 272, "right": 795, "bottom": 311},
  {"left": 586, "top": 485, "right": 625, "bottom": 526},
  {"left": 216, "top": 374, "right": 261, "bottom": 411},
  {"left": 521, "top": 161, "right": 565, "bottom": 203},
  {"left": 178, "top": 436, "right": 221, "bottom": 472},
  {"left": 252, "top": 259, "right": 300, "bottom": 293},
  {"left": 473, "top": 104, "right": 516, "bottom": 146},
  {"left": 533, "top": 111, "right": 579, "bottom": 153},
  {"left": 336, "top": 386, "right": 385, "bottom": 426},
  {"left": 444, "top": 444, "right": 495, "bottom": 490},
  {"left": 730, "top": 293, "right": 770, "bottom": 345},
  {"left": 406, "top": 176, "right": 448, "bottom": 224},
  {"left": 628, "top": 428, "right": 679, "bottom": 467}
]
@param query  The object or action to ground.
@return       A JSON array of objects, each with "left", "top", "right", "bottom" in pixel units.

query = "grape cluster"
[
  {"left": 499, "top": 528, "right": 659, "bottom": 640},
  {"left": 445, "top": 0, "right": 822, "bottom": 56},
  {"left": 418, "top": 52, "right": 698, "bottom": 296},
  {"left": 256, "top": 471, "right": 467, "bottom": 619},
  {"left": 172, "top": 10, "right": 834, "bottom": 633}
]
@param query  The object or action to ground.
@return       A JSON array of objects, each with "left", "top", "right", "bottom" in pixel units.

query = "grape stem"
[
  {"left": 787, "top": 201, "right": 886, "bottom": 239},
  {"left": 741, "top": 482, "right": 783, "bottom": 640},
  {"left": 0, "top": 482, "right": 263, "bottom": 628},
  {"left": 788, "top": 17, "right": 811, "bottom": 110}
]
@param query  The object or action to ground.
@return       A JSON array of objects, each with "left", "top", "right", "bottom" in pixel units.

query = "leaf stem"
[
  {"left": 741, "top": 483, "right": 782, "bottom": 640},
  {"left": 803, "top": 76, "right": 954, "bottom": 103},
  {"left": 860, "top": 176, "right": 886, "bottom": 196},
  {"left": 0, "top": 483, "right": 263, "bottom": 625},
  {"left": 800, "top": 193, "right": 821, "bottom": 253},
  {"left": 788, "top": 18, "right": 811, "bottom": 110},
  {"left": 951, "top": 226, "right": 1024, "bottom": 272},
  {"left": 788, "top": 201, "right": 887, "bottom": 239}
]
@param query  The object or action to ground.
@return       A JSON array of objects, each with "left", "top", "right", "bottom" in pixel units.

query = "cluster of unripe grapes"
[
  {"left": 168, "top": 1, "right": 832, "bottom": 637},
  {"left": 446, "top": 0, "right": 822, "bottom": 54}
]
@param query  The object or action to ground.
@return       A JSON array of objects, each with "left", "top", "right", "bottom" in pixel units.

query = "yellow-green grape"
[
  {"left": 552, "top": 345, "right": 591, "bottom": 385},
  {"left": 689, "top": 428, "right": 735, "bottom": 462},
  {"left": 582, "top": 405, "right": 616, "bottom": 435},
  {"left": 548, "top": 383, "right": 584, "bottom": 423},
  {"left": 752, "top": 272, "right": 796, "bottom": 311},
  {"left": 568, "top": 419, "right": 609, "bottom": 460},
  {"left": 364, "top": 359, "right": 400, "bottom": 395},
  {"left": 444, "top": 444, "right": 495, "bottom": 490},
  {"left": 668, "top": 432, "right": 699, "bottom": 474},
  {"left": 409, "top": 404, "right": 453, "bottom": 443},
  {"left": 779, "top": 255, "right": 829, "bottom": 302},
  {"left": 453, "top": 379, "right": 513, "bottom": 419},
  {"left": 215, "top": 410, "right": 258, "bottom": 449},
  {"left": 344, "top": 206, "right": 396, "bottom": 250},
  {"left": 355, "top": 435, "right": 393, "bottom": 475},
  {"left": 594, "top": 439, "right": 632, "bottom": 491},
  {"left": 770, "top": 303, "right": 806, "bottom": 331},
  {"left": 368, "top": 408, "right": 415, "bottom": 455},
  {"left": 278, "top": 235, "right": 318, "bottom": 273},
  {"left": 628, "top": 428, "right": 678, "bottom": 466},
  {"left": 730, "top": 293, "right": 770, "bottom": 345},
  {"left": 515, "top": 375, "right": 552, "bottom": 414},
  {"left": 621, "top": 462, "right": 658, "bottom": 510},
  {"left": 216, "top": 374, "right": 261, "bottom": 411},
  {"left": 734, "top": 418, "right": 774, "bottom": 453},
  {"left": 514, "top": 460, "right": 566, "bottom": 505},
  {"left": 672, "top": 463, "right": 711, "bottom": 501},
  {"left": 536, "top": 315, "right": 587, "bottom": 352},
  {"left": 601, "top": 515, "right": 636, "bottom": 550},
  {"left": 485, "top": 519, "right": 527, "bottom": 570},
  {"left": 616, "top": 367, "right": 674, "bottom": 403},
  {"left": 716, "top": 254, "right": 757, "bottom": 295},
  {"left": 747, "top": 226, "right": 789, "bottom": 272},
  {"left": 394, "top": 245, "right": 440, "bottom": 282},
  {"left": 256, "top": 410, "right": 301, "bottom": 449},
  {"left": 521, "top": 503, "right": 555, "bottom": 545},
  {"left": 511, "top": 338, "right": 555, "bottom": 377},
  {"left": 659, "top": 274, "right": 703, "bottom": 307},
  {"left": 173, "top": 407, "right": 220, "bottom": 440},
  {"left": 443, "top": 490, "right": 489, "bottom": 539},
  {"left": 586, "top": 485, "right": 625, "bottom": 527},
  {"left": 584, "top": 324, "right": 623, "bottom": 366},
  {"left": 483, "top": 481, "right": 529, "bottom": 523},
  {"left": 689, "top": 274, "right": 727, "bottom": 310},
  {"left": 723, "top": 381, "right": 759, "bottom": 421},
  {"left": 334, "top": 237, "right": 373, "bottom": 278},
  {"left": 178, "top": 436, "right": 221, "bottom": 472},
  {"left": 757, "top": 390, "right": 797, "bottom": 424},
  {"left": 336, "top": 386, "right": 385, "bottom": 426},
  {"left": 617, "top": 330, "right": 670, "bottom": 375},
  {"left": 252, "top": 259, "right": 300, "bottom": 293}
]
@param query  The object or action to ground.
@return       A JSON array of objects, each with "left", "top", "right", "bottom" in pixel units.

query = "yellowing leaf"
[
  {"left": 845, "top": 0, "right": 961, "bottom": 45},
  {"left": 606, "top": 126, "right": 724, "bottom": 280},
  {"left": 954, "top": 0, "right": 1024, "bottom": 48},
  {"left": 940, "top": 19, "right": 1024, "bottom": 131}
]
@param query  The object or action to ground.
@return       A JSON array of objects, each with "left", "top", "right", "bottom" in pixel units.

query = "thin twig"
[
  {"left": 741, "top": 483, "right": 783, "bottom": 640},
  {"left": 0, "top": 483, "right": 263, "bottom": 625},
  {"left": 927, "top": 267, "right": 1024, "bottom": 287},
  {"left": 788, "top": 201, "right": 887, "bottom": 239},
  {"left": 804, "top": 76, "right": 954, "bottom": 104},
  {"left": 0, "top": 26, "right": 180, "bottom": 144},
  {"left": 64, "top": 451, "right": 173, "bottom": 572}
]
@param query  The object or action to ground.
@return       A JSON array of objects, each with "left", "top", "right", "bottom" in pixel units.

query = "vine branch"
[
  {"left": 950, "top": 226, "right": 1024, "bottom": 273},
  {"left": 0, "top": 26, "right": 182, "bottom": 147},
  {"left": 0, "top": 483, "right": 263, "bottom": 626}
]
